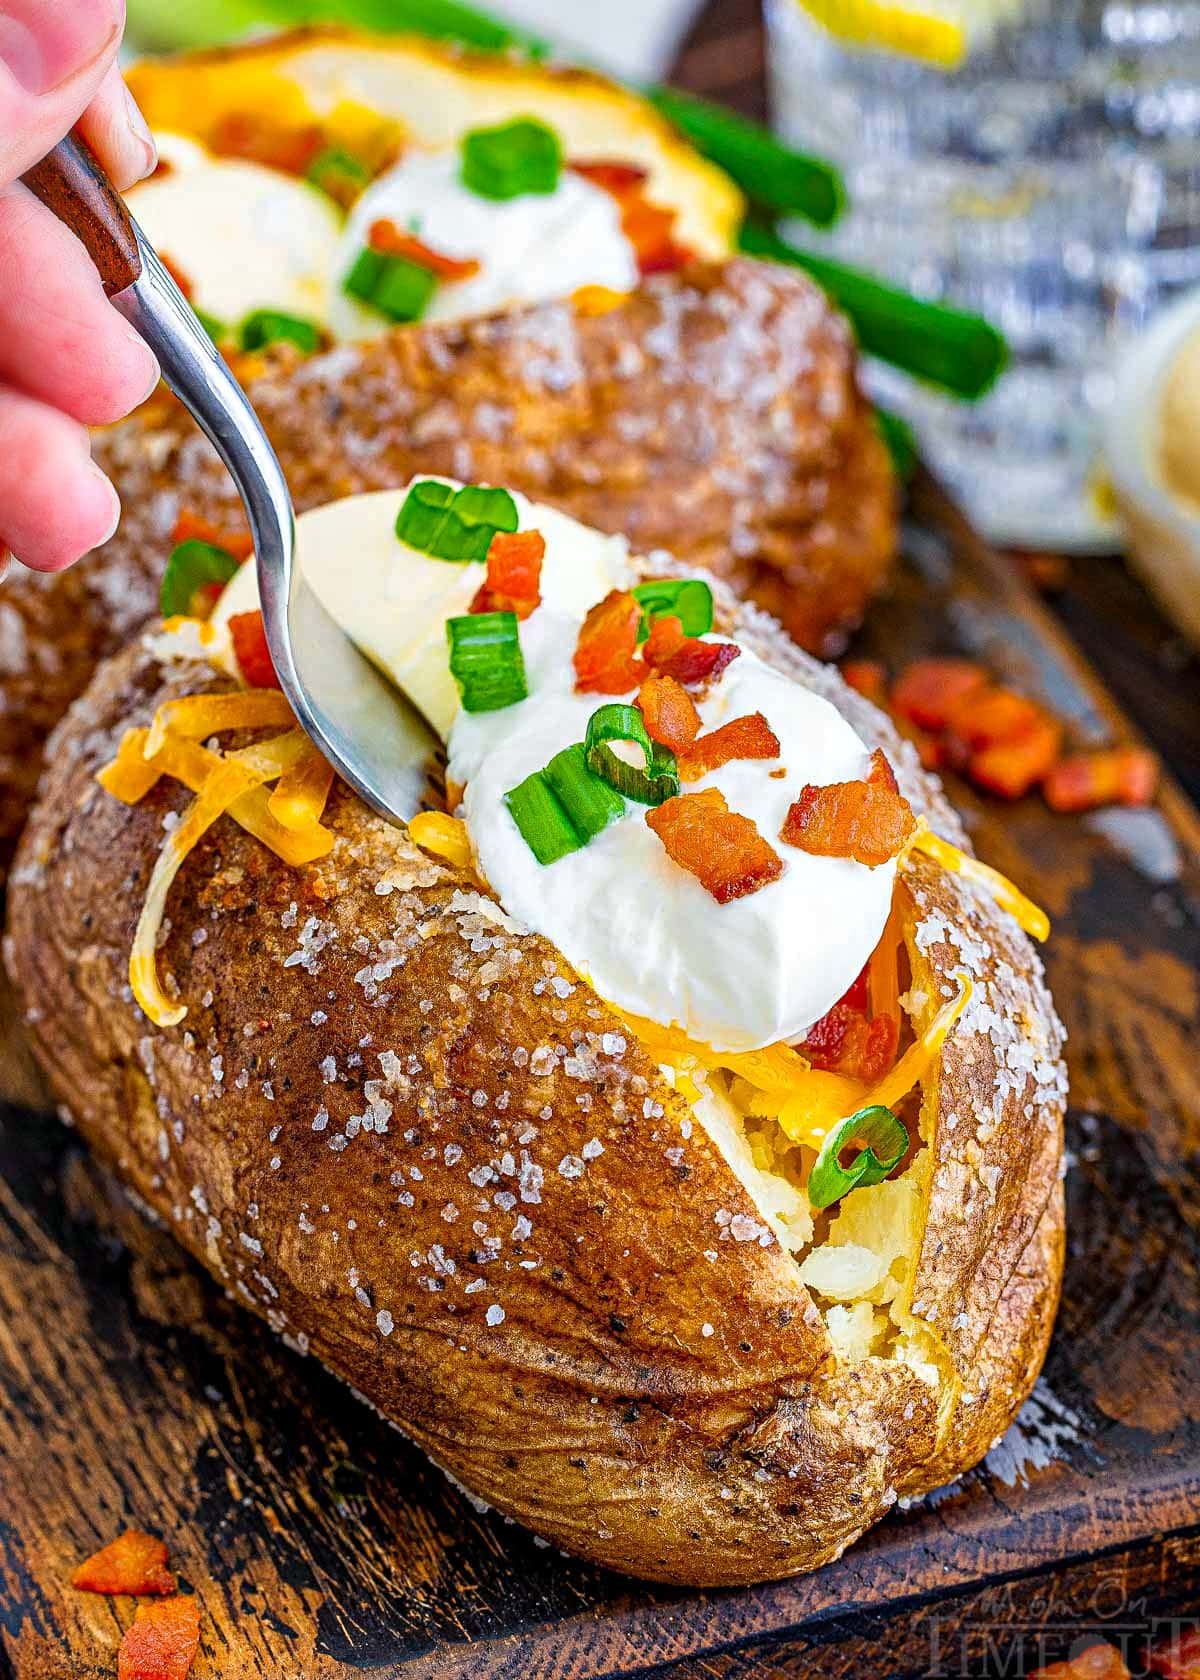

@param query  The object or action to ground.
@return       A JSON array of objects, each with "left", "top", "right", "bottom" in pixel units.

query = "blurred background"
[{"left": 122, "top": 0, "right": 1200, "bottom": 792}]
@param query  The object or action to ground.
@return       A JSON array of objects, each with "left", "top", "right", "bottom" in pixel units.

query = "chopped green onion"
[
  {"left": 648, "top": 87, "right": 844, "bottom": 228},
  {"left": 875, "top": 407, "right": 919, "bottom": 481},
  {"left": 239, "top": 310, "right": 323, "bottom": 353},
  {"left": 738, "top": 220, "right": 1009, "bottom": 402},
  {"left": 504, "top": 771, "right": 579, "bottom": 865},
  {"left": 584, "top": 703, "right": 679, "bottom": 806},
  {"left": 544, "top": 743, "right": 625, "bottom": 838},
  {"left": 505, "top": 741, "right": 625, "bottom": 864},
  {"left": 461, "top": 117, "right": 562, "bottom": 200},
  {"left": 632, "top": 578, "right": 714, "bottom": 643},
  {"left": 159, "top": 540, "right": 240, "bottom": 618},
  {"left": 446, "top": 611, "right": 527, "bottom": 711},
  {"left": 343, "top": 246, "right": 438, "bottom": 323},
  {"left": 807, "top": 1105, "right": 909, "bottom": 1211},
  {"left": 305, "top": 145, "right": 371, "bottom": 202},
  {"left": 396, "top": 480, "right": 519, "bottom": 561}
]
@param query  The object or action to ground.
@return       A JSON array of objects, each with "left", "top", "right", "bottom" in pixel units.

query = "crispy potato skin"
[
  {"left": 4, "top": 585, "right": 1061, "bottom": 1587},
  {"left": 0, "top": 260, "right": 895, "bottom": 876}
]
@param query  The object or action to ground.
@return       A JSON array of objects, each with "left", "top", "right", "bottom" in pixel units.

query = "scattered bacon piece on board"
[
  {"left": 1043, "top": 746, "right": 1158, "bottom": 812},
  {"left": 72, "top": 1531, "right": 174, "bottom": 1597}
]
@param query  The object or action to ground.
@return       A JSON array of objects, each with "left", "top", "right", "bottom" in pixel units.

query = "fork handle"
[{"left": 22, "top": 133, "right": 142, "bottom": 298}]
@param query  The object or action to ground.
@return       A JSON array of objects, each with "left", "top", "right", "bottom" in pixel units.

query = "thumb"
[{"left": 0, "top": 0, "right": 125, "bottom": 184}]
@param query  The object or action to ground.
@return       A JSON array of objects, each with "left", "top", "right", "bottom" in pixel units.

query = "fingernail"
[
  {"left": 125, "top": 328, "right": 162, "bottom": 404},
  {"left": 89, "top": 462, "right": 121, "bottom": 548},
  {"left": 123, "top": 82, "right": 158, "bottom": 181},
  {"left": 0, "top": 0, "right": 119, "bottom": 95}
]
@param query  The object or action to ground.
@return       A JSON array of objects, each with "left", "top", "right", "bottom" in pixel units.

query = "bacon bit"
[
  {"left": 573, "top": 590, "right": 643, "bottom": 694},
  {"left": 646, "top": 789, "right": 782, "bottom": 904},
  {"left": 159, "top": 253, "right": 193, "bottom": 303},
  {"left": 839, "top": 659, "right": 888, "bottom": 708},
  {"left": 969, "top": 714, "right": 1063, "bottom": 800},
  {"left": 73, "top": 1531, "right": 174, "bottom": 1597},
  {"left": 636, "top": 671, "right": 700, "bottom": 753},
  {"left": 367, "top": 219, "right": 481, "bottom": 281},
  {"left": 643, "top": 614, "right": 740, "bottom": 690},
  {"left": 118, "top": 1595, "right": 201, "bottom": 1680},
  {"left": 1149, "top": 1629, "right": 1200, "bottom": 1678},
  {"left": 470, "top": 529, "right": 544, "bottom": 620},
  {"left": 679, "top": 712, "right": 781, "bottom": 783},
  {"left": 622, "top": 196, "right": 693, "bottom": 275},
  {"left": 865, "top": 970, "right": 971, "bottom": 1113},
  {"left": 229, "top": 611, "right": 282, "bottom": 691},
  {"left": 891, "top": 659, "right": 988, "bottom": 732},
  {"left": 210, "top": 111, "right": 325, "bottom": 176},
  {"left": 570, "top": 159, "right": 650, "bottom": 196},
  {"left": 1043, "top": 745, "right": 1158, "bottom": 812},
  {"left": 943, "top": 683, "right": 1042, "bottom": 750},
  {"left": 840, "top": 960, "right": 870, "bottom": 1014},
  {"left": 571, "top": 161, "right": 694, "bottom": 274},
  {"left": 802, "top": 1003, "right": 898, "bottom": 1083},
  {"left": 866, "top": 747, "right": 899, "bottom": 793},
  {"left": 171, "top": 510, "right": 254, "bottom": 561},
  {"left": 781, "top": 754, "right": 916, "bottom": 868},
  {"left": 1029, "top": 1645, "right": 1131, "bottom": 1680}
]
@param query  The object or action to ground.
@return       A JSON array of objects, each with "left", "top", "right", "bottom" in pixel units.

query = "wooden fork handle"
[{"left": 22, "top": 134, "right": 142, "bottom": 298}]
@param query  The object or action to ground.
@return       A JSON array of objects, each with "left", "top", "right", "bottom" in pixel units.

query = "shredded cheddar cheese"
[
  {"left": 130, "top": 757, "right": 272, "bottom": 1026},
  {"left": 269, "top": 740, "right": 336, "bottom": 833},
  {"left": 905, "top": 820, "right": 1050, "bottom": 942},
  {"left": 97, "top": 690, "right": 340, "bottom": 1029},
  {"left": 407, "top": 811, "right": 475, "bottom": 870},
  {"left": 145, "top": 690, "right": 294, "bottom": 758}
]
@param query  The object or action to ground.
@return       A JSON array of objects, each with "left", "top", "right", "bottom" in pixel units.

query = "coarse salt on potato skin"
[
  {"left": 4, "top": 573, "right": 1063, "bottom": 1588},
  {"left": 0, "top": 258, "right": 894, "bottom": 881}
]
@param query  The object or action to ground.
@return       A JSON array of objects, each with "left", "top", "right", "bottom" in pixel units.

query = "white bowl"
[{"left": 1104, "top": 287, "right": 1200, "bottom": 648}]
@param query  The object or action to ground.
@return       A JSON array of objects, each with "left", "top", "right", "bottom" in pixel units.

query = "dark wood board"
[{"left": 1, "top": 475, "right": 1198, "bottom": 1679}]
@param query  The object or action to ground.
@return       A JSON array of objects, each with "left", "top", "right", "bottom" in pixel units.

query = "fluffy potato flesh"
[
  {"left": 4, "top": 574, "right": 1064, "bottom": 1586},
  {"left": 127, "top": 28, "right": 743, "bottom": 262}
]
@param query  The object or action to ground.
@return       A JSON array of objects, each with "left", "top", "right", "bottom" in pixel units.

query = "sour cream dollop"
[
  {"left": 128, "top": 132, "right": 343, "bottom": 328},
  {"left": 213, "top": 484, "right": 896, "bottom": 1053},
  {"left": 450, "top": 611, "right": 895, "bottom": 1053},
  {"left": 327, "top": 147, "right": 638, "bottom": 339}
]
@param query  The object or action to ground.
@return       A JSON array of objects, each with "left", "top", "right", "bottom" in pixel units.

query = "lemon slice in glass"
[{"left": 791, "top": 0, "right": 1027, "bottom": 69}]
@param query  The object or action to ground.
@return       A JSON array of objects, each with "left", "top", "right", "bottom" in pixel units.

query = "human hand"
[{"left": 0, "top": 0, "right": 159, "bottom": 577}]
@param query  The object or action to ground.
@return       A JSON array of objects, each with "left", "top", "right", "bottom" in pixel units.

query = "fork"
[{"left": 23, "top": 135, "right": 437, "bottom": 824}]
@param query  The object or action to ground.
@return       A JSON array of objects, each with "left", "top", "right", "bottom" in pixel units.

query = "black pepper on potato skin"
[
  {"left": 0, "top": 259, "right": 895, "bottom": 879},
  {"left": 4, "top": 569, "right": 1063, "bottom": 1588}
]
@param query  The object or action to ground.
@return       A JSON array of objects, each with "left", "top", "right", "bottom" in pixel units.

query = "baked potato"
[
  {"left": 4, "top": 484, "right": 1064, "bottom": 1588},
  {"left": 0, "top": 259, "right": 895, "bottom": 875},
  {"left": 122, "top": 27, "right": 741, "bottom": 340}
]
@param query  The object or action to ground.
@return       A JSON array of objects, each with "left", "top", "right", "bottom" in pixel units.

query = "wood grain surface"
[{"left": 0, "top": 476, "right": 1196, "bottom": 1678}]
